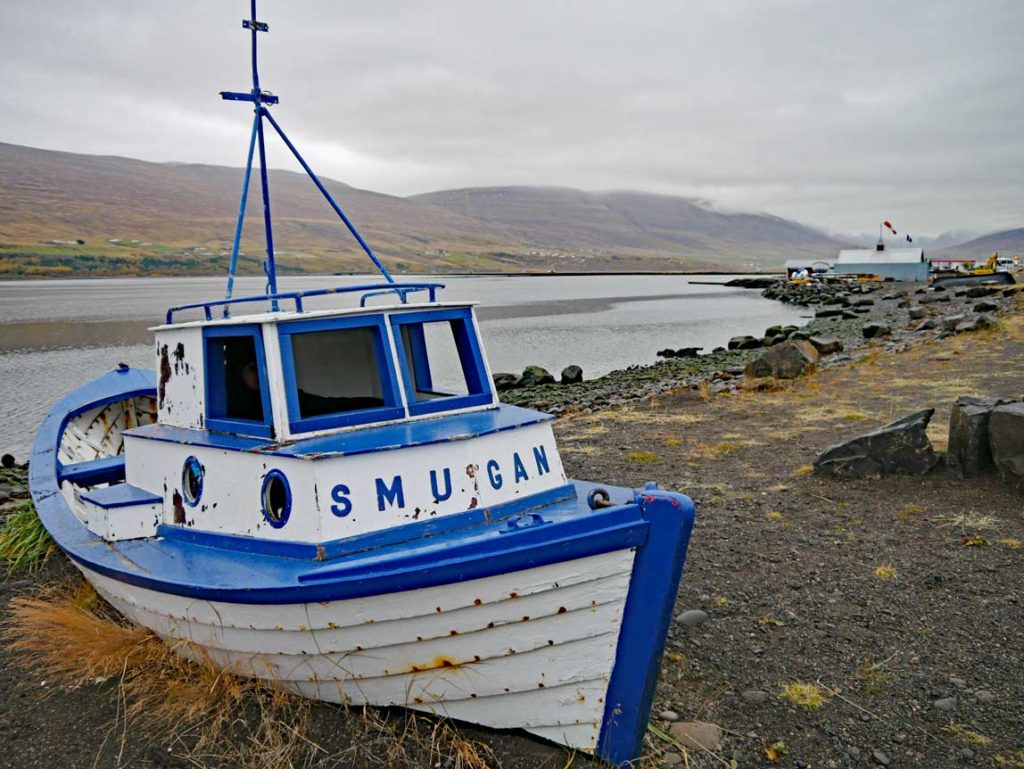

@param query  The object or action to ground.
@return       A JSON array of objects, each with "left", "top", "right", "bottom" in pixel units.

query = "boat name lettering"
[{"left": 328, "top": 444, "right": 551, "bottom": 514}]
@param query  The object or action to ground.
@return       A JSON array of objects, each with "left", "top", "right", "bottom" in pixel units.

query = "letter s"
[{"left": 330, "top": 483, "right": 352, "bottom": 517}]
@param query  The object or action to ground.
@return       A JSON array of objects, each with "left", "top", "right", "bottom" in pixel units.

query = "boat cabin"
[{"left": 74, "top": 286, "right": 567, "bottom": 546}]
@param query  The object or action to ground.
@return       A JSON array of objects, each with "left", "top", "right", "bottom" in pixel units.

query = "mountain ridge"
[{"left": 2, "top": 141, "right": 848, "bottom": 277}]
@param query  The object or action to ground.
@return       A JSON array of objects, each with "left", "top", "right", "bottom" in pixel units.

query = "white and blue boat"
[{"left": 29, "top": 4, "right": 696, "bottom": 764}]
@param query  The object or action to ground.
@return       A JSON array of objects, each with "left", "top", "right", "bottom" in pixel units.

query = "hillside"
[
  {"left": 0, "top": 142, "right": 845, "bottom": 277},
  {"left": 412, "top": 187, "right": 846, "bottom": 267},
  {"left": 930, "top": 227, "right": 1024, "bottom": 259}
]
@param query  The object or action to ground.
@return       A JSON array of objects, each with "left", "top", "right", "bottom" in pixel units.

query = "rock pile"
[{"left": 492, "top": 364, "right": 584, "bottom": 391}]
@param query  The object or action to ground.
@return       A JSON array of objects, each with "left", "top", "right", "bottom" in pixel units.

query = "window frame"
[
  {"left": 389, "top": 308, "right": 494, "bottom": 417},
  {"left": 203, "top": 324, "right": 275, "bottom": 439},
  {"left": 277, "top": 315, "right": 405, "bottom": 434}
]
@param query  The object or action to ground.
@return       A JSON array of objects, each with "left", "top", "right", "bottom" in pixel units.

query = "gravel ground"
[{"left": 1, "top": 282, "right": 1022, "bottom": 768}]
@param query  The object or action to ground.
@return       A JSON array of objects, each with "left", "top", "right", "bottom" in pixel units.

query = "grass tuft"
[
  {"left": 793, "top": 465, "right": 814, "bottom": 477},
  {"left": 942, "top": 725, "right": 993, "bottom": 746},
  {"left": 873, "top": 565, "right": 897, "bottom": 580},
  {"left": 780, "top": 682, "right": 829, "bottom": 709},
  {"left": 626, "top": 451, "right": 661, "bottom": 464},
  {"left": 0, "top": 501, "right": 58, "bottom": 574},
  {"left": 765, "top": 511, "right": 784, "bottom": 521},
  {"left": 998, "top": 538, "right": 1022, "bottom": 549}
]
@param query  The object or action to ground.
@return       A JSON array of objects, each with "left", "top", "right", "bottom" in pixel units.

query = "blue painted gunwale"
[{"left": 126, "top": 402, "right": 552, "bottom": 459}]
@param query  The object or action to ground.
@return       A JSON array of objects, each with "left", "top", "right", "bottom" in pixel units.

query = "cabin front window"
[
  {"left": 203, "top": 325, "right": 274, "bottom": 438},
  {"left": 391, "top": 308, "right": 493, "bottom": 416},
  {"left": 278, "top": 317, "right": 404, "bottom": 433}
]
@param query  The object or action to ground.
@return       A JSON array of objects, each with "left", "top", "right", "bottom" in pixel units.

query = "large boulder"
[
  {"left": 560, "top": 365, "right": 583, "bottom": 384},
  {"left": 989, "top": 403, "right": 1024, "bottom": 491},
  {"left": 519, "top": 365, "right": 555, "bottom": 387},
  {"left": 744, "top": 340, "right": 820, "bottom": 380},
  {"left": 814, "top": 409, "right": 940, "bottom": 479},
  {"left": 947, "top": 396, "right": 1009, "bottom": 477}
]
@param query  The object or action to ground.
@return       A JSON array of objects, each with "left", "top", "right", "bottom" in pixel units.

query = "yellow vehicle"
[{"left": 931, "top": 253, "right": 1016, "bottom": 288}]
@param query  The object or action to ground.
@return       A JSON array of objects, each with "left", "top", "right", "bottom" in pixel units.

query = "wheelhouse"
[{"left": 154, "top": 296, "right": 496, "bottom": 442}]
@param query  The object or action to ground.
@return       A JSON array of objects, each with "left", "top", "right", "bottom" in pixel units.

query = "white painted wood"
[
  {"left": 59, "top": 397, "right": 157, "bottom": 465},
  {"left": 81, "top": 497, "right": 161, "bottom": 541},
  {"left": 77, "top": 548, "right": 635, "bottom": 753},
  {"left": 153, "top": 327, "right": 205, "bottom": 430},
  {"left": 124, "top": 420, "right": 565, "bottom": 542}
]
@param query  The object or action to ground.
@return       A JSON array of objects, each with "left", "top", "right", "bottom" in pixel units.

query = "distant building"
[
  {"left": 929, "top": 257, "right": 975, "bottom": 271},
  {"left": 834, "top": 242, "right": 929, "bottom": 282},
  {"left": 784, "top": 258, "right": 834, "bottom": 278}
]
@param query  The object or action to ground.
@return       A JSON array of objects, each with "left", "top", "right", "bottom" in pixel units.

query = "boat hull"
[{"left": 30, "top": 368, "right": 696, "bottom": 764}]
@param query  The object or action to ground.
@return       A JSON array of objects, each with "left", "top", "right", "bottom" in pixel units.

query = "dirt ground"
[
  {"left": 555, "top": 313, "right": 1024, "bottom": 768},
  {"left": 1, "top": 314, "right": 1022, "bottom": 769}
]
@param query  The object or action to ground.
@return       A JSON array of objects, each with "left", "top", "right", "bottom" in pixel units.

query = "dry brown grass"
[{"left": 2, "top": 580, "right": 497, "bottom": 769}]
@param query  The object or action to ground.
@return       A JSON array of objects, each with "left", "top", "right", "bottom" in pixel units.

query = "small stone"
[
  {"left": 0, "top": 454, "right": 14, "bottom": 469},
  {"left": 975, "top": 690, "right": 995, "bottom": 703},
  {"left": 933, "top": 697, "right": 957, "bottom": 711},
  {"left": 862, "top": 322, "right": 892, "bottom": 339},
  {"left": 930, "top": 353, "right": 952, "bottom": 361},
  {"left": 659, "top": 710, "right": 680, "bottom": 722},
  {"left": 675, "top": 609, "right": 709, "bottom": 627},
  {"left": 809, "top": 336, "right": 844, "bottom": 355},
  {"left": 908, "top": 305, "right": 928, "bottom": 320},
  {"left": 846, "top": 746, "right": 861, "bottom": 759},
  {"left": 959, "top": 747, "right": 975, "bottom": 760},
  {"left": 872, "top": 749, "right": 891, "bottom": 766},
  {"left": 949, "top": 677, "right": 966, "bottom": 688},
  {"left": 741, "top": 689, "right": 769, "bottom": 705},
  {"left": 667, "top": 721, "right": 724, "bottom": 752},
  {"left": 663, "top": 753, "right": 683, "bottom": 767},
  {"left": 559, "top": 365, "right": 583, "bottom": 385},
  {"left": 491, "top": 373, "right": 520, "bottom": 391},
  {"left": 796, "top": 761, "right": 809, "bottom": 769},
  {"left": 519, "top": 365, "right": 555, "bottom": 387}
]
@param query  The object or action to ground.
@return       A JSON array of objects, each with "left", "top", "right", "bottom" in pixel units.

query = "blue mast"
[{"left": 221, "top": 0, "right": 394, "bottom": 310}]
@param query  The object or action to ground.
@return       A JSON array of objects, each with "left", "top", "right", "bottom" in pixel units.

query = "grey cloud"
[{"left": 1, "top": 0, "right": 1021, "bottom": 236}]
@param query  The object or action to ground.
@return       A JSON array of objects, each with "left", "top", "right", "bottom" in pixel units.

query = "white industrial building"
[{"left": 834, "top": 245, "right": 929, "bottom": 282}]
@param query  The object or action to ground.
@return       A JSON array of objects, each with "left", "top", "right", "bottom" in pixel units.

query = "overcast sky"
[{"left": 2, "top": 0, "right": 1022, "bottom": 237}]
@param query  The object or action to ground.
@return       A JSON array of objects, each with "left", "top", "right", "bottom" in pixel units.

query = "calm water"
[{"left": 0, "top": 274, "right": 804, "bottom": 459}]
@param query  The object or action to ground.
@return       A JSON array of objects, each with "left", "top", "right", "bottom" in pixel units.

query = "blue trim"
[
  {"left": 82, "top": 484, "right": 162, "bottom": 510},
  {"left": 224, "top": 111, "right": 260, "bottom": 304},
  {"left": 202, "top": 324, "right": 275, "bottom": 439},
  {"left": 166, "top": 283, "right": 445, "bottom": 324},
  {"left": 260, "top": 469, "right": 292, "bottom": 529},
  {"left": 277, "top": 314, "right": 404, "bottom": 434},
  {"left": 156, "top": 483, "right": 578, "bottom": 562},
  {"left": 126, "top": 404, "right": 550, "bottom": 459},
  {"left": 181, "top": 456, "right": 204, "bottom": 507},
  {"left": 389, "top": 307, "right": 495, "bottom": 417},
  {"left": 59, "top": 455, "right": 126, "bottom": 486},
  {"left": 597, "top": 487, "right": 697, "bottom": 765}
]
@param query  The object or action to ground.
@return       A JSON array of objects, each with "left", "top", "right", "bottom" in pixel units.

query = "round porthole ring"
[
  {"left": 181, "top": 456, "right": 204, "bottom": 507},
  {"left": 261, "top": 469, "right": 292, "bottom": 529}
]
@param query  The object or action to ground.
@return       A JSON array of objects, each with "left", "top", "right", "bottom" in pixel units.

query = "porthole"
[
  {"left": 181, "top": 456, "right": 204, "bottom": 507},
  {"left": 261, "top": 470, "right": 291, "bottom": 528}
]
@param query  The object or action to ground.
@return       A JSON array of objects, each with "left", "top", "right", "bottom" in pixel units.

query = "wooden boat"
[{"left": 29, "top": 3, "right": 696, "bottom": 764}]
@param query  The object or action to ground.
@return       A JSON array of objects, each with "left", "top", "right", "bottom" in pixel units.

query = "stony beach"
[{"left": 1, "top": 278, "right": 1022, "bottom": 768}]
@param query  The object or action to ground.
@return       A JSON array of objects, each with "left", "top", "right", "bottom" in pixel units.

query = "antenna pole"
[{"left": 221, "top": 0, "right": 394, "bottom": 302}]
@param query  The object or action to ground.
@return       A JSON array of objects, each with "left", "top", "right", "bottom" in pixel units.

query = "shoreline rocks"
[{"left": 814, "top": 409, "right": 940, "bottom": 479}]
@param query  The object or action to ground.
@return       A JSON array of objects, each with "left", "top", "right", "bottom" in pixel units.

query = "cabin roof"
[{"left": 127, "top": 403, "right": 549, "bottom": 459}]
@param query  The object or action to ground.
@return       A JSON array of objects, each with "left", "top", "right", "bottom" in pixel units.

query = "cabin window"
[
  {"left": 278, "top": 316, "right": 404, "bottom": 433},
  {"left": 391, "top": 308, "right": 493, "bottom": 416},
  {"left": 203, "top": 325, "right": 274, "bottom": 438}
]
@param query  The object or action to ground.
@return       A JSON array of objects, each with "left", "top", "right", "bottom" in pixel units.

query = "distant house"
[
  {"left": 784, "top": 258, "right": 834, "bottom": 278},
  {"left": 834, "top": 243, "right": 929, "bottom": 282}
]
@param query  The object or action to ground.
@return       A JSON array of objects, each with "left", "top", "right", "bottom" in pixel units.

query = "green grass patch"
[{"left": 0, "top": 501, "right": 57, "bottom": 574}]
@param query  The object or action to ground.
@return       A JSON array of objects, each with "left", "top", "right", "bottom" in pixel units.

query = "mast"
[{"left": 221, "top": 0, "right": 395, "bottom": 311}]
